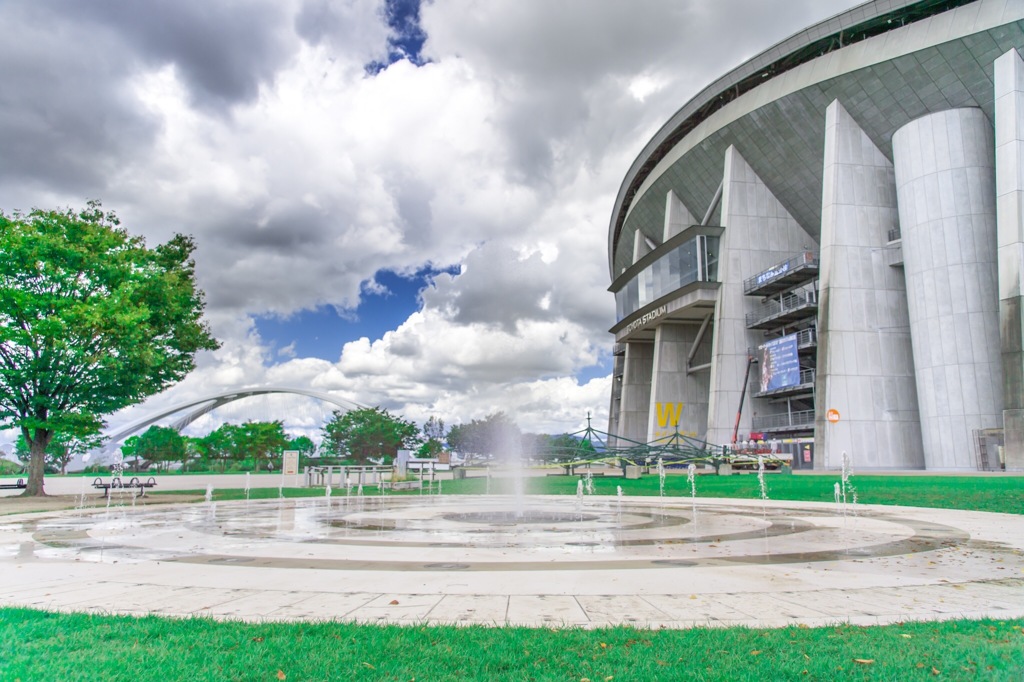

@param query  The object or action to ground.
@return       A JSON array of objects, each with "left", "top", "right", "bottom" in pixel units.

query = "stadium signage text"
[
  {"left": 757, "top": 261, "right": 789, "bottom": 285},
  {"left": 623, "top": 305, "right": 667, "bottom": 334}
]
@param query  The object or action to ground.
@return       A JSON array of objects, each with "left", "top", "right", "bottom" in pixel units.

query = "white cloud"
[{"left": 0, "top": 0, "right": 863, "bottom": 447}]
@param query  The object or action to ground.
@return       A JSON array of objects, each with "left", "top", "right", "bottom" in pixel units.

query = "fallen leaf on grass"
[
  {"left": 853, "top": 659, "right": 875, "bottom": 665},
  {"left": 276, "top": 671, "right": 286, "bottom": 681},
  {"left": 900, "top": 634, "right": 912, "bottom": 639},
  {"left": 600, "top": 642, "right": 607, "bottom": 648},
  {"left": 931, "top": 667, "right": 941, "bottom": 676},
  {"left": 362, "top": 663, "right": 376, "bottom": 670},
  {"left": 750, "top": 650, "right": 762, "bottom": 656},
  {"left": 251, "top": 637, "right": 264, "bottom": 643}
]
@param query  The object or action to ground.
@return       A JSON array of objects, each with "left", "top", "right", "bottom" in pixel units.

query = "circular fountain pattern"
[{"left": 1, "top": 495, "right": 1022, "bottom": 627}]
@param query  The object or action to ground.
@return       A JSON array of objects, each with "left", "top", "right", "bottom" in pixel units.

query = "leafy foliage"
[
  {"left": 446, "top": 412, "right": 521, "bottom": 460},
  {"left": 321, "top": 407, "right": 420, "bottom": 464},
  {"left": 14, "top": 430, "right": 99, "bottom": 475},
  {"left": 196, "top": 421, "right": 290, "bottom": 471},
  {"left": 0, "top": 202, "right": 219, "bottom": 494},
  {"left": 418, "top": 415, "right": 445, "bottom": 457},
  {"left": 524, "top": 433, "right": 596, "bottom": 463},
  {"left": 288, "top": 435, "right": 316, "bottom": 457},
  {"left": 130, "top": 426, "right": 187, "bottom": 472}
]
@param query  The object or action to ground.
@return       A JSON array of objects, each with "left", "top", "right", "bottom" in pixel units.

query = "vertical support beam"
[
  {"left": 995, "top": 49, "right": 1024, "bottom": 471},
  {"left": 616, "top": 342, "right": 654, "bottom": 445},
  {"left": 648, "top": 323, "right": 710, "bottom": 443},
  {"left": 816, "top": 100, "right": 924, "bottom": 470},
  {"left": 705, "top": 146, "right": 818, "bottom": 446},
  {"left": 664, "top": 190, "right": 696, "bottom": 241}
]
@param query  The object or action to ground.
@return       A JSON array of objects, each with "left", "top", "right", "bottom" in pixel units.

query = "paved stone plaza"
[{"left": 1, "top": 494, "right": 1021, "bottom": 628}]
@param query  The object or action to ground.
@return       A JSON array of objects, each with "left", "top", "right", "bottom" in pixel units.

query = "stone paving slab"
[{"left": 0, "top": 497, "right": 1022, "bottom": 629}]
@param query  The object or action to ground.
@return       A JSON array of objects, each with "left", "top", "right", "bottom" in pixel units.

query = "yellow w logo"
[{"left": 656, "top": 402, "right": 683, "bottom": 428}]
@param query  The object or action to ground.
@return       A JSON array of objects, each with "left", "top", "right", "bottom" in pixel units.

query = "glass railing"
[{"left": 614, "top": 235, "right": 719, "bottom": 321}]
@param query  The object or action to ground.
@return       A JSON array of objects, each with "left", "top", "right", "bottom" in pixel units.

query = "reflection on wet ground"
[
  {"left": 3, "top": 495, "right": 1022, "bottom": 627},
  {"left": 20, "top": 495, "right": 973, "bottom": 570}
]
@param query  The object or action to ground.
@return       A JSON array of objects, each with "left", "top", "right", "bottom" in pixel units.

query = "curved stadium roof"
[{"left": 608, "top": 0, "right": 1014, "bottom": 277}]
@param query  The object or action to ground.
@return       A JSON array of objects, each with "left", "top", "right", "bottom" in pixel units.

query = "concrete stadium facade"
[{"left": 606, "top": 0, "right": 1024, "bottom": 471}]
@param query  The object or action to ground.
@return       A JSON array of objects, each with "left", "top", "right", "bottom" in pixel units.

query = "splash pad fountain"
[{"left": 1, "top": 438, "right": 1022, "bottom": 627}]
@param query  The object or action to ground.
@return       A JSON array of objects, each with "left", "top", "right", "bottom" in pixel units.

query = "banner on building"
[{"left": 759, "top": 334, "right": 800, "bottom": 393}]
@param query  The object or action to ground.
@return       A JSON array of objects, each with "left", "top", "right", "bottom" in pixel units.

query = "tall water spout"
[
  {"left": 687, "top": 463, "right": 698, "bottom": 524},
  {"left": 657, "top": 457, "right": 665, "bottom": 498}
]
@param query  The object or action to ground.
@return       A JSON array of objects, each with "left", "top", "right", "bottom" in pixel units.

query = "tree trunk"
[{"left": 22, "top": 431, "right": 49, "bottom": 497}]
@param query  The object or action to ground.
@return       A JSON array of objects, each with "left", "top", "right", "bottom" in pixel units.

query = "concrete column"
[
  {"left": 647, "top": 323, "right": 710, "bottom": 443},
  {"left": 633, "top": 230, "right": 653, "bottom": 263},
  {"left": 616, "top": 341, "right": 654, "bottom": 445},
  {"left": 994, "top": 49, "right": 1024, "bottom": 471},
  {"left": 816, "top": 100, "right": 924, "bottom": 470},
  {"left": 893, "top": 108, "right": 1003, "bottom": 470},
  {"left": 705, "top": 146, "right": 818, "bottom": 445},
  {"left": 607, "top": 349, "right": 625, "bottom": 446},
  {"left": 664, "top": 190, "right": 696, "bottom": 241}
]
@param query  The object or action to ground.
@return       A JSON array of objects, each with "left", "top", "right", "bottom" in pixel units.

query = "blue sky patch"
[
  {"left": 255, "top": 264, "right": 458, "bottom": 360},
  {"left": 366, "top": 0, "right": 429, "bottom": 75}
]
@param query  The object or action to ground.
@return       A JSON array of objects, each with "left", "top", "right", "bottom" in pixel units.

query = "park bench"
[
  {"left": 92, "top": 476, "right": 157, "bottom": 499},
  {"left": 0, "top": 478, "right": 27, "bottom": 490}
]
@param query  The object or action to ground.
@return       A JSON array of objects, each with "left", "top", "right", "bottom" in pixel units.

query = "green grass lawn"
[
  {"left": 161, "top": 470, "right": 1024, "bottom": 515},
  {"left": 11, "top": 474, "right": 1020, "bottom": 680},
  {"left": 426, "top": 471, "right": 1024, "bottom": 515},
  {"left": 2, "top": 609, "right": 1021, "bottom": 682}
]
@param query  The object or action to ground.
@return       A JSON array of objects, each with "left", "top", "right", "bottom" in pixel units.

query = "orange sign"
[{"left": 826, "top": 409, "right": 840, "bottom": 423}]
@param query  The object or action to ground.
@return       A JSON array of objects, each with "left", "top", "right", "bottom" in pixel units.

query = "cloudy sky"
[{"left": 0, "top": 0, "right": 862, "bottom": 445}]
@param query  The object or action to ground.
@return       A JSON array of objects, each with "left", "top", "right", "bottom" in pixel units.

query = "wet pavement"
[{"left": 1, "top": 494, "right": 1021, "bottom": 628}]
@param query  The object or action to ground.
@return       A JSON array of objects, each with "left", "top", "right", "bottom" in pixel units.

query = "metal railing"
[
  {"left": 746, "top": 290, "right": 817, "bottom": 327},
  {"left": 748, "top": 327, "right": 817, "bottom": 359},
  {"left": 754, "top": 369, "right": 815, "bottom": 397},
  {"left": 752, "top": 410, "right": 815, "bottom": 431},
  {"left": 743, "top": 251, "right": 818, "bottom": 294},
  {"left": 304, "top": 465, "right": 392, "bottom": 488}
]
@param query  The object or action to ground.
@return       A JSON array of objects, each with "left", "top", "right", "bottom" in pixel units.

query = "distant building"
[{"left": 607, "top": 0, "right": 1024, "bottom": 471}]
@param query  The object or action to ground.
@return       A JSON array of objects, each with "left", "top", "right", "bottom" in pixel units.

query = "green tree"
[
  {"left": 14, "top": 430, "right": 99, "bottom": 475},
  {"left": 234, "top": 421, "right": 289, "bottom": 471},
  {"left": 120, "top": 435, "right": 140, "bottom": 470},
  {"left": 132, "top": 426, "right": 187, "bottom": 472},
  {"left": 199, "top": 424, "right": 241, "bottom": 472},
  {"left": 418, "top": 416, "right": 445, "bottom": 458},
  {"left": 0, "top": 202, "right": 219, "bottom": 495},
  {"left": 526, "top": 433, "right": 596, "bottom": 463},
  {"left": 321, "top": 407, "right": 419, "bottom": 464},
  {"left": 182, "top": 436, "right": 207, "bottom": 471},
  {"left": 288, "top": 434, "right": 316, "bottom": 465},
  {"left": 447, "top": 412, "right": 521, "bottom": 461},
  {"left": 288, "top": 435, "right": 316, "bottom": 457}
]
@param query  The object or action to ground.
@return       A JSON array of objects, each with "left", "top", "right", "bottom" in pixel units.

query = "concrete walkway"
[{"left": 1, "top": 495, "right": 1021, "bottom": 628}]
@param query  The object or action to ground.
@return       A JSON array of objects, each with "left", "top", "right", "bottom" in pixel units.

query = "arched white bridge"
[{"left": 100, "top": 386, "right": 366, "bottom": 456}]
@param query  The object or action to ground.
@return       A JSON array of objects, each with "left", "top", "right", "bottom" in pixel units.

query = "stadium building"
[{"left": 606, "top": 0, "right": 1024, "bottom": 471}]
